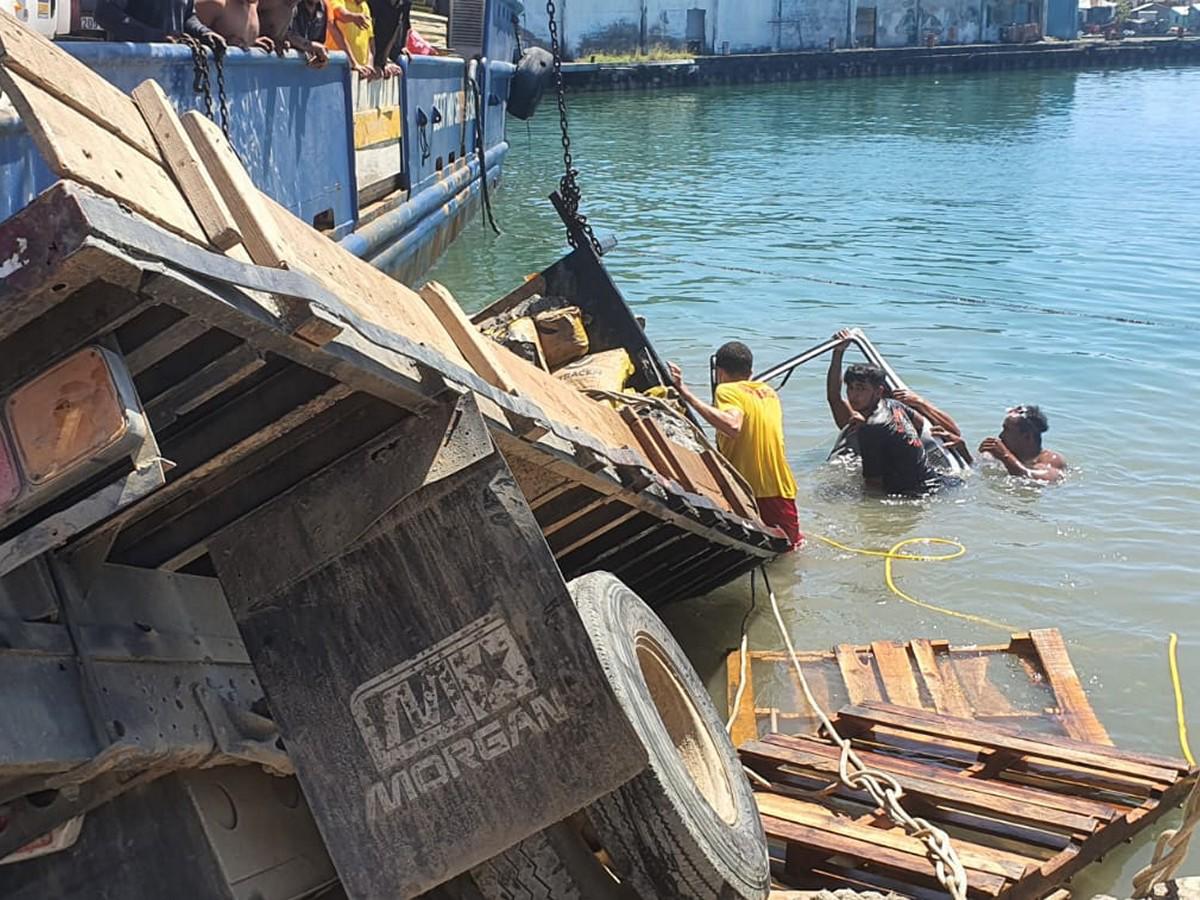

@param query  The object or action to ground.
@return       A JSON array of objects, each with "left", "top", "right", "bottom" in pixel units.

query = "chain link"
[
  {"left": 212, "top": 44, "right": 233, "bottom": 144},
  {"left": 181, "top": 36, "right": 217, "bottom": 124},
  {"left": 544, "top": 0, "right": 602, "bottom": 255}
]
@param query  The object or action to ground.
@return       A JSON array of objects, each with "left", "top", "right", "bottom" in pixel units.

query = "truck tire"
[{"left": 571, "top": 571, "right": 770, "bottom": 900}]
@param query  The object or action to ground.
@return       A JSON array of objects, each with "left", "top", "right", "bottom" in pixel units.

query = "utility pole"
[{"left": 640, "top": 0, "right": 647, "bottom": 53}]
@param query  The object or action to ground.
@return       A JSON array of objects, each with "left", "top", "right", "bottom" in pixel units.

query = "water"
[{"left": 429, "top": 65, "right": 1200, "bottom": 891}]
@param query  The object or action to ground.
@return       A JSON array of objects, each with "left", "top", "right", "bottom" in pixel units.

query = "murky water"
[{"left": 429, "top": 65, "right": 1200, "bottom": 891}]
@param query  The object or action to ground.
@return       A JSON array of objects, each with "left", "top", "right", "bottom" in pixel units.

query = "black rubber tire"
[
  {"left": 571, "top": 571, "right": 770, "bottom": 900},
  {"left": 434, "top": 822, "right": 631, "bottom": 900},
  {"left": 507, "top": 47, "right": 553, "bottom": 120}
]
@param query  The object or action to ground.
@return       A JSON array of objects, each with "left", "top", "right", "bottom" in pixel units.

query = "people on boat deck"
[
  {"left": 979, "top": 405, "right": 1066, "bottom": 483},
  {"left": 827, "top": 332, "right": 961, "bottom": 497},
  {"left": 668, "top": 343, "right": 803, "bottom": 550},
  {"left": 326, "top": 0, "right": 401, "bottom": 78},
  {"left": 96, "top": 0, "right": 222, "bottom": 45},
  {"left": 285, "top": 0, "right": 330, "bottom": 66},
  {"left": 366, "top": 0, "right": 411, "bottom": 70}
]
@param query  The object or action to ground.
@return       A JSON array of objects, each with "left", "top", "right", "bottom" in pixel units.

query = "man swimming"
[{"left": 979, "top": 405, "right": 1066, "bottom": 483}]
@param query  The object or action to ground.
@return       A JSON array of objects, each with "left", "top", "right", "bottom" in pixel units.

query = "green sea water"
[{"left": 428, "top": 64, "right": 1200, "bottom": 891}]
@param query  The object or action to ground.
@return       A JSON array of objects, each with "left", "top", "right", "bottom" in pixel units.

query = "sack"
[
  {"left": 406, "top": 28, "right": 436, "bottom": 55},
  {"left": 535, "top": 306, "right": 589, "bottom": 369},
  {"left": 555, "top": 349, "right": 635, "bottom": 395}
]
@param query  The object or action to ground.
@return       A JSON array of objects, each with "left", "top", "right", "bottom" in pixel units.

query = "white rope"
[
  {"left": 1132, "top": 777, "right": 1200, "bottom": 897},
  {"left": 734, "top": 567, "right": 969, "bottom": 900}
]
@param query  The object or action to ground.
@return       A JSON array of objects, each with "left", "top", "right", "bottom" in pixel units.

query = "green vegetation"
[{"left": 579, "top": 44, "right": 694, "bottom": 64}]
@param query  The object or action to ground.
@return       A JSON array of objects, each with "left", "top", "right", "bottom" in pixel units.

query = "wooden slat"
[
  {"left": 871, "top": 640, "right": 922, "bottom": 709},
  {"left": 953, "top": 654, "right": 1017, "bottom": 716},
  {"left": 759, "top": 814, "right": 1010, "bottom": 897},
  {"left": 911, "top": 638, "right": 972, "bottom": 718},
  {"left": 701, "top": 448, "right": 753, "bottom": 518},
  {"left": 756, "top": 793, "right": 1029, "bottom": 881},
  {"left": 0, "top": 68, "right": 205, "bottom": 244},
  {"left": 1029, "top": 628, "right": 1112, "bottom": 746},
  {"left": 551, "top": 506, "right": 639, "bottom": 560},
  {"left": 743, "top": 737, "right": 1106, "bottom": 834},
  {"left": 843, "top": 704, "right": 1180, "bottom": 783},
  {"left": 620, "top": 409, "right": 676, "bottom": 481},
  {"left": 0, "top": 11, "right": 159, "bottom": 160},
  {"left": 417, "top": 281, "right": 518, "bottom": 394},
  {"left": 835, "top": 645, "right": 882, "bottom": 705},
  {"left": 143, "top": 344, "right": 266, "bottom": 429},
  {"left": 132, "top": 80, "right": 242, "bottom": 251},
  {"left": 727, "top": 648, "right": 759, "bottom": 748}
]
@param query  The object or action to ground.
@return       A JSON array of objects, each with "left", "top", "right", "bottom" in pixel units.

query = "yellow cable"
[
  {"left": 1169, "top": 632, "right": 1195, "bottom": 766},
  {"left": 813, "top": 534, "right": 1016, "bottom": 632}
]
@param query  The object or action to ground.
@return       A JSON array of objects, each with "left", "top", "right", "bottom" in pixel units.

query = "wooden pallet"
[
  {"left": 726, "top": 629, "right": 1110, "bottom": 749},
  {"left": 741, "top": 702, "right": 1197, "bottom": 900}
]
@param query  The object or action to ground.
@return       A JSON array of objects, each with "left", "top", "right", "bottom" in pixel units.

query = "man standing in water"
[
  {"left": 827, "top": 334, "right": 955, "bottom": 496},
  {"left": 668, "top": 343, "right": 803, "bottom": 549},
  {"left": 979, "top": 405, "right": 1066, "bottom": 483}
]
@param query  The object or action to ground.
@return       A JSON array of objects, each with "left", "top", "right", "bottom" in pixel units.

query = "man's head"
[
  {"left": 844, "top": 363, "right": 887, "bottom": 414},
  {"left": 1000, "top": 405, "right": 1049, "bottom": 456},
  {"left": 713, "top": 341, "right": 753, "bottom": 385},
  {"left": 998, "top": 405, "right": 1046, "bottom": 453}
]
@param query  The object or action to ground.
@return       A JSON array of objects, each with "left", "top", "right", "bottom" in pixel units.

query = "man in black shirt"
[
  {"left": 96, "top": 0, "right": 222, "bottom": 43},
  {"left": 827, "top": 334, "right": 953, "bottom": 496},
  {"left": 286, "top": 0, "right": 330, "bottom": 65}
]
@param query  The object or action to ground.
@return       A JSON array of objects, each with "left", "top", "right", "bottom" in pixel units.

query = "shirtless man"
[
  {"left": 196, "top": 0, "right": 274, "bottom": 50},
  {"left": 96, "top": 0, "right": 223, "bottom": 44},
  {"left": 979, "top": 405, "right": 1066, "bottom": 483}
]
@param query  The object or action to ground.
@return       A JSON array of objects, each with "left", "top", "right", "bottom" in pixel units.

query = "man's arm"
[
  {"left": 95, "top": 0, "right": 169, "bottom": 40},
  {"left": 827, "top": 331, "right": 855, "bottom": 430},
  {"left": 978, "top": 439, "right": 1065, "bottom": 482},
  {"left": 667, "top": 362, "right": 744, "bottom": 439}
]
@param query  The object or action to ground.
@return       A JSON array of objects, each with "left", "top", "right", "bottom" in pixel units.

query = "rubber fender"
[{"left": 508, "top": 47, "right": 554, "bottom": 120}]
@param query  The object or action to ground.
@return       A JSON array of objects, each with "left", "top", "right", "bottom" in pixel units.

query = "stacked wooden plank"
[
  {"left": 741, "top": 702, "right": 1197, "bottom": 900},
  {"left": 726, "top": 629, "right": 1109, "bottom": 748}
]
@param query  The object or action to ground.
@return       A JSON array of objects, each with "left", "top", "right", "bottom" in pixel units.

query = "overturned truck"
[{"left": 0, "top": 14, "right": 779, "bottom": 900}]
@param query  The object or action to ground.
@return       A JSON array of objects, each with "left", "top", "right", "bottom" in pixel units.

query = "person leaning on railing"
[
  {"left": 95, "top": 0, "right": 225, "bottom": 47},
  {"left": 325, "top": 0, "right": 401, "bottom": 79}
]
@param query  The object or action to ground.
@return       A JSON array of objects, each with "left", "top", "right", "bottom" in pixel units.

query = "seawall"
[{"left": 562, "top": 37, "right": 1200, "bottom": 90}]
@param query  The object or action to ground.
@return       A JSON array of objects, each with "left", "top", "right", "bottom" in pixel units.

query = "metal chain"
[
  {"left": 512, "top": 12, "right": 523, "bottom": 59},
  {"left": 181, "top": 36, "right": 216, "bottom": 124},
  {"left": 212, "top": 44, "right": 233, "bottom": 144},
  {"left": 544, "top": 0, "right": 602, "bottom": 255}
]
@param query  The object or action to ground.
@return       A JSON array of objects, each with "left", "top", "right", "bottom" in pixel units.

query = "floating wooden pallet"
[
  {"left": 741, "top": 702, "right": 1197, "bottom": 900},
  {"left": 726, "top": 629, "right": 1110, "bottom": 749}
]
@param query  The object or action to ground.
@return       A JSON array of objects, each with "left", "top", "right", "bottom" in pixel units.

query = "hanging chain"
[
  {"left": 512, "top": 12, "right": 524, "bottom": 59},
  {"left": 181, "top": 36, "right": 217, "bottom": 124},
  {"left": 212, "top": 44, "right": 233, "bottom": 144},
  {"left": 544, "top": 0, "right": 602, "bottom": 255}
]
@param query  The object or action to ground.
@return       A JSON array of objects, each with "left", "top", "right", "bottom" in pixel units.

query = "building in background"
[{"left": 517, "top": 0, "right": 1077, "bottom": 57}]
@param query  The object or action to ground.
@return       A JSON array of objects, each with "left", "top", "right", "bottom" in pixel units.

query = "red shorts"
[{"left": 756, "top": 496, "right": 803, "bottom": 550}]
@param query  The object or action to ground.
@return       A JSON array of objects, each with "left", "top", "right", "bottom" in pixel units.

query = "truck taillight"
[{"left": 8, "top": 347, "right": 139, "bottom": 485}]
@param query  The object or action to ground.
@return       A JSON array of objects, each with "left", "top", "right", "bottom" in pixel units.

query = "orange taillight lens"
[{"left": 7, "top": 347, "right": 132, "bottom": 485}]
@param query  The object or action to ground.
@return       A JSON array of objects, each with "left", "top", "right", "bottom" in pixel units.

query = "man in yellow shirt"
[
  {"left": 326, "top": 0, "right": 400, "bottom": 78},
  {"left": 668, "top": 342, "right": 802, "bottom": 549}
]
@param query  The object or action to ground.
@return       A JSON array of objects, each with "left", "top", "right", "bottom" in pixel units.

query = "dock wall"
[{"left": 561, "top": 37, "right": 1200, "bottom": 90}]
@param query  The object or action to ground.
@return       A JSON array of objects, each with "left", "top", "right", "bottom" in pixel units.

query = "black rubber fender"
[{"left": 507, "top": 47, "right": 554, "bottom": 120}]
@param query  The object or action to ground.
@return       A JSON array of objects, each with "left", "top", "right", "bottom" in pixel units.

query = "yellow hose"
[
  {"left": 813, "top": 534, "right": 1016, "bottom": 632},
  {"left": 1169, "top": 632, "right": 1195, "bottom": 766}
]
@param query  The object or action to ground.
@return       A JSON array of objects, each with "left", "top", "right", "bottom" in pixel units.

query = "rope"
[
  {"left": 1169, "top": 632, "right": 1195, "bottom": 767},
  {"left": 1131, "top": 638, "right": 1199, "bottom": 898},
  {"left": 813, "top": 535, "right": 1016, "bottom": 632},
  {"left": 742, "top": 565, "right": 970, "bottom": 900}
]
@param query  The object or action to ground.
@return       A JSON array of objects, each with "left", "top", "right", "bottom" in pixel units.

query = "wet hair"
[
  {"left": 1009, "top": 405, "right": 1049, "bottom": 441},
  {"left": 844, "top": 363, "right": 887, "bottom": 388},
  {"left": 714, "top": 341, "right": 753, "bottom": 379}
]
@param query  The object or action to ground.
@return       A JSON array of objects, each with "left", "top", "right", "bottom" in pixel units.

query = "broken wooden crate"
[
  {"left": 726, "top": 629, "right": 1111, "bottom": 749},
  {"left": 740, "top": 702, "right": 1197, "bottom": 899}
]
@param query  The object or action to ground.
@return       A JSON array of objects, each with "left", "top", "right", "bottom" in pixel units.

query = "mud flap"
[{"left": 209, "top": 394, "right": 645, "bottom": 899}]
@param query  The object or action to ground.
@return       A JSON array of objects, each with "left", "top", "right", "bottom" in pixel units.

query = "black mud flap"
[{"left": 210, "top": 394, "right": 646, "bottom": 899}]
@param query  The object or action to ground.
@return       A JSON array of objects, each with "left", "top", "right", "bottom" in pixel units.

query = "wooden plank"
[
  {"left": 755, "top": 792, "right": 1030, "bottom": 881},
  {"left": 122, "top": 315, "right": 213, "bottom": 375},
  {"left": 0, "top": 11, "right": 159, "bottom": 160},
  {"left": 0, "top": 69, "right": 205, "bottom": 245},
  {"left": 871, "top": 641, "right": 922, "bottom": 709},
  {"left": 1029, "top": 628, "right": 1112, "bottom": 746},
  {"left": 953, "top": 654, "right": 1017, "bottom": 716},
  {"left": 727, "top": 648, "right": 759, "bottom": 748},
  {"left": 620, "top": 409, "right": 676, "bottom": 481},
  {"left": 132, "top": 80, "right": 242, "bottom": 251},
  {"left": 143, "top": 343, "right": 266, "bottom": 429},
  {"left": 835, "top": 645, "right": 882, "bottom": 705},
  {"left": 841, "top": 704, "right": 1179, "bottom": 783},
  {"left": 759, "top": 814, "right": 1010, "bottom": 897},
  {"left": 639, "top": 417, "right": 695, "bottom": 490},
  {"left": 551, "top": 506, "right": 639, "bottom": 560},
  {"left": 181, "top": 111, "right": 288, "bottom": 268},
  {"left": 417, "top": 281, "right": 518, "bottom": 394},
  {"left": 701, "top": 448, "right": 753, "bottom": 518},
  {"left": 540, "top": 495, "right": 611, "bottom": 538},
  {"left": 911, "top": 638, "right": 972, "bottom": 718},
  {"left": 744, "top": 734, "right": 1108, "bottom": 835}
]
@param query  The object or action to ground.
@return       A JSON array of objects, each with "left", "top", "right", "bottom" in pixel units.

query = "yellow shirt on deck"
[
  {"left": 327, "top": 0, "right": 373, "bottom": 68},
  {"left": 715, "top": 380, "right": 797, "bottom": 500}
]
